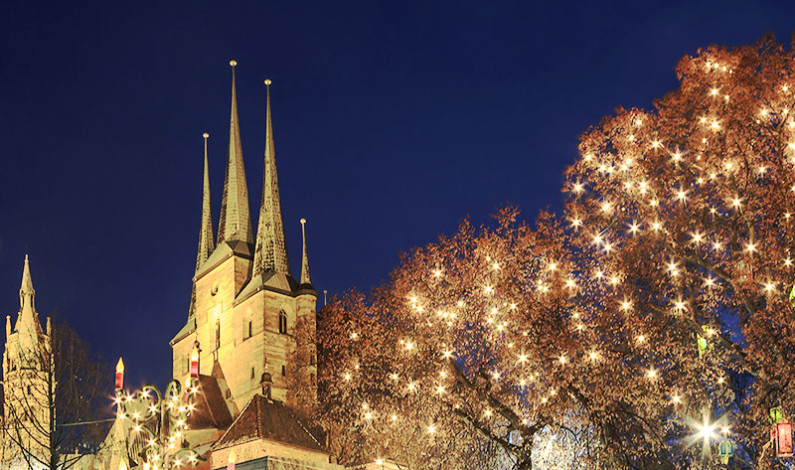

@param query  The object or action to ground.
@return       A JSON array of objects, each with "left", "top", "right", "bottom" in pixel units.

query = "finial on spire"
[
  {"left": 299, "top": 218, "right": 312, "bottom": 287},
  {"left": 203, "top": 132, "right": 209, "bottom": 139},
  {"left": 229, "top": 60, "right": 238, "bottom": 67},
  {"left": 264, "top": 79, "right": 272, "bottom": 86}
]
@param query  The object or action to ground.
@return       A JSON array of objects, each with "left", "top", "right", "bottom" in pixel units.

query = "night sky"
[{"left": 1, "top": 1, "right": 794, "bottom": 388}]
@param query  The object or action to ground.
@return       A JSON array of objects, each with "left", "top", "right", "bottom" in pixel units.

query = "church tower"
[
  {"left": 171, "top": 63, "right": 318, "bottom": 416},
  {"left": 3, "top": 255, "right": 54, "bottom": 468}
]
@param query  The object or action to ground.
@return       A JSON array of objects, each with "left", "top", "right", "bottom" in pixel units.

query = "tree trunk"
[{"left": 515, "top": 444, "right": 532, "bottom": 470}]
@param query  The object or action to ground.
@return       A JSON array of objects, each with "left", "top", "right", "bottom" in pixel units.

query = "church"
[{"left": 0, "top": 61, "right": 396, "bottom": 470}]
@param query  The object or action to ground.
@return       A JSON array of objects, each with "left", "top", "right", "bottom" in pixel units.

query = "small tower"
[
  {"left": 294, "top": 218, "right": 319, "bottom": 408},
  {"left": 2, "top": 255, "right": 54, "bottom": 465}
]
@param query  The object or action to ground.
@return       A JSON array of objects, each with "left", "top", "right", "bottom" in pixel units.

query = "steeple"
[
  {"left": 299, "top": 218, "right": 312, "bottom": 287},
  {"left": 196, "top": 132, "right": 215, "bottom": 271},
  {"left": 217, "top": 60, "right": 254, "bottom": 246},
  {"left": 189, "top": 133, "right": 215, "bottom": 319},
  {"left": 16, "top": 254, "right": 41, "bottom": 338},
  {"left": 253, "top": 79, "right": 290, "bottom": 276},
  {"left": 19, "top": 254, "right": 34, "bottom": 311}
]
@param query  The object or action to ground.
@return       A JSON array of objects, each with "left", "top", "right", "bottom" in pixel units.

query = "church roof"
[
  {"left": 236, "top": 271, "right": 298, "bottom": 304},
  {"left": 169, "top": 316, "right": 196, "bottom": 346},
  {"left": 188, "top": 375, "right": 234, "bottom": 430},
  {"left": 211, "top": 394, "right": 325, "bottom": 453}
]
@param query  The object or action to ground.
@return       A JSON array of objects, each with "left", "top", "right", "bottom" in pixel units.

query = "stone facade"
[
  {"left": 170, "top": 62, "right": 318, "bottom": 419},
  {"left": 2, "top": 255, "right": 54, "bottom": 469}
]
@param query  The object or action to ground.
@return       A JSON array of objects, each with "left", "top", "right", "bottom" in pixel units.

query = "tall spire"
[
  {"left": 196, "top": 132, "right": 215, "bottom": 271},
  {"left": 17, "top": 254, "right": 41, "bottom": 338},
  {"left": 189, "top": 133, "right": 215, "bottom": 319},
  {"left": 299, "top": 218, "right": 312, "bottom": 286},
  {"left": 253, "top": 79, "right": 290, "bottom": 276},
  {"left": 217, "top": 60, "right": 254, "bottom": 246},
  {"left": 19, "top": 254, "right": 34, "bottom": 311}
]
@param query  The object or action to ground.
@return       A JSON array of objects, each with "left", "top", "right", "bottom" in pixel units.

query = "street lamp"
[{"left": 115, "top": 362, "right": 204, "bottom": 469}]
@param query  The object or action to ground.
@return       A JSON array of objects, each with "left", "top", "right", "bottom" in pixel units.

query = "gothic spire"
[
  {"left": 196, "top": 132, "right": 215, "bottom": 272},
  {"left": 253, "top": 79, "right": 290, "bottom": 276},
  {"left": 17, "top": 254, "right": 41, "bottom": 338},
  {"left": 189, "top": 133, "right": 215, "bottom": 319},
  {"left": 217, "top": 60, "right": 254, "bottom": 246},
  {"left": 299, "top": 218, "right": 312, "bottom": 286},
  {"left": 19, "top": 254, "right": 34, "bottom": 310}
]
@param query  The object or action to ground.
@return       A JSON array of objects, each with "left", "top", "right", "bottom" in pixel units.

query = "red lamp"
[
  {"left": 115, "top": 357, "right": 124, "bottom": 390},
  {"left": 190, "top": 345, "right": 200, "bottom": 379},
  {"left": 772, "top": 421, "right": 793, "bottom": 458}
]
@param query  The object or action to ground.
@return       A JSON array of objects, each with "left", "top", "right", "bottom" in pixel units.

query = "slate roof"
[
  {"left": 188, "top": 375, "right": 234, "bottom": 430},
  {"left": 211, "top": 394, "right": 324, "bottom": 453}
]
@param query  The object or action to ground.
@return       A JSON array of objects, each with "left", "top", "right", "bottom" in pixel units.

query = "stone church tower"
[
  {"left": 2, "top": 255, "right": 54, "bottom": 468},
  {"left": 170, "top": 62, "right": 318, "bottom": 417}
]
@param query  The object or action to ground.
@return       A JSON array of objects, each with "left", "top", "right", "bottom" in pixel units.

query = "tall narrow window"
[
  {"left": 215, "top": 320, "right": 221, "bottom": 350},
  {"left": 278, "top": 311, "right": 288, "bottom": 334},
  {"left": 243, "top": 319, "right": 253, "bottom": 340},
  {"left": 281, "top": 365, "right": 286, "bottom": 377}
]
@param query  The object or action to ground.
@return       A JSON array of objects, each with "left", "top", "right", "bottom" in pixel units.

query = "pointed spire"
[
  {"left": 19, "top": 254, "right": 34, "bottom": 311},
  {"left": 217, "top": 60, "right": 254, "bottom": 246},
  {"left": 253, "top": 79, "right": 291, "bottom": 277},
  {"left": 189, "top": 133, "right": 216, "bottom": 319},
  {"left": 196, "top": 132, "right": 215, "bottom": 272},
  {"left": 16, "top": 254, "right": 41, "bottom": 338},
  {"left": 299, "top": 218, "right": 312, "bottom": 286}
]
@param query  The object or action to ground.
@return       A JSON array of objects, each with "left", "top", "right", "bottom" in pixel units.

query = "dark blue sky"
[{"left": 1, "top": 0, "right": 793, "bottom": 387}]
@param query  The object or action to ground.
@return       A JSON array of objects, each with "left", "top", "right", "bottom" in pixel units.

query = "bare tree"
[{"left": 2, "top": 319, "right": 112, "bottom": 470}]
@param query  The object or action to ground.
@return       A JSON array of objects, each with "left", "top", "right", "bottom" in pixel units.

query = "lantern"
[
  {"left": 718, "top": 439, "right": 733, "bottom": 464},
  {"left": 770, "top": 407, "right": 784, "bottom": 424},
  {"left": 115, "top": 357, "right": 124, "bottom": 390},
  {"left": 773, "top": 421, "right": 793, "bottom": 458},
  {"left": 696, "top": 326, "right": 711, "bottom": 357},
  {"left": 190, "top": 345, "right": 200, "bottom": 379}
]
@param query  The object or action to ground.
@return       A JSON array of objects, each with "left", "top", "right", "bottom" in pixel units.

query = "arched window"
[
  {"left": 215, "top": 320, "right": 221, "bottom": 349},
  {"left": 278, "top": 311, "right": 288, "bottom": 334}
]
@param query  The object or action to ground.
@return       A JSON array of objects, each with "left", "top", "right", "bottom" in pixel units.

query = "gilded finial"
[
  {"left": 202, "top": 132, "right": 209, "bottom": 139},
  {"left": 300, "top": 217, "right": 306, "bottom": 225},
  {"left": 264, "top": 79, "right": 272, "bottom": 86},
  {"left": 229, "top": 60, "right": 238, "bottom": 67}
]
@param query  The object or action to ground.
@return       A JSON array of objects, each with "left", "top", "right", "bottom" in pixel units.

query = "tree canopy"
[{"left": 316, "top": 35, "right": 795, "bottom": 469}]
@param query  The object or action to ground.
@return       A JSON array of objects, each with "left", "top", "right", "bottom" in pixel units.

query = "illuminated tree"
[
  {"left": 564, "top": 34, "right": 795, "bottom": 467},
  {"left": 316, "top": 209, "right": 699, "bottom": 469},
  {"left": 318, "top": 35, "right": 795, "bottom": 470}
]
